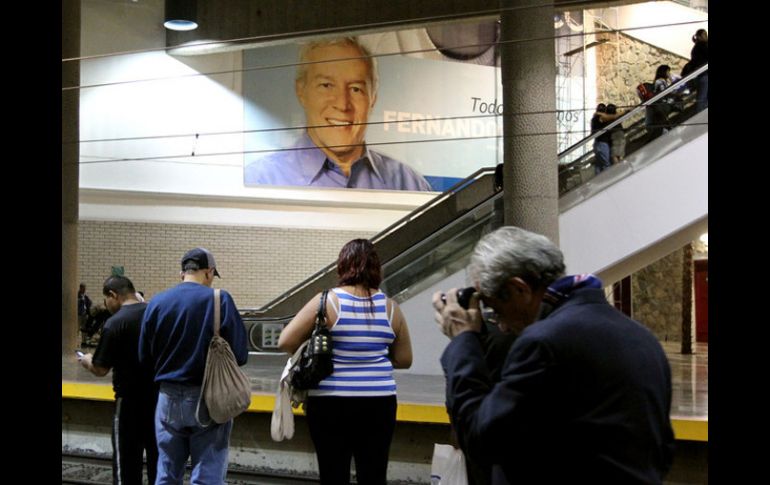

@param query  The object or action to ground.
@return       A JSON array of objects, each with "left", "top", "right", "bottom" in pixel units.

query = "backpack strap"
[
  {"left": 213, "top": 289, "right": 221, "bottom": 336},
  {"left": 196, "top": 288, "right": 221, "bottom": 428}
]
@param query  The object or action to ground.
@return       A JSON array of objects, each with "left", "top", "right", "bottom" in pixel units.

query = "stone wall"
[
  {"left": 595, "top": 30, "right": 688, "bottom": 124},
  {"left": 594, "top": 31, "right": 698, "bottom": 342},
  {"left": 631, "top": 247, "right": 685, "bottom": 342}
]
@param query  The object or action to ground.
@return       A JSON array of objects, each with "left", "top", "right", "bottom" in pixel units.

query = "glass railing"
[
  {"left": 242, "top": 167, "right": 501, "bottom": 317},
  {"left": 241, "top": 168, "right": 502, "bottom": 352},
  {"left": 381, "top": 66, "right": 709, "bottom": 305}
]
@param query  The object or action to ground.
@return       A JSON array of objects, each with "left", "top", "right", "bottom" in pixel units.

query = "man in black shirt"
[{"left": 79, "top": 275, "right": 158, "bottom": 485}]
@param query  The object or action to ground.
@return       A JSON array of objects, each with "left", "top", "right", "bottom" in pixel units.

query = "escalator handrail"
[
  {"left": 558, "top": 88, "right": 698, "bottom": 176},
  {"left": 244, "top": 166, "right": 498, "bottom": 315},
  {"left": 243, "top": 65, "right": 709, "bottom": 319},
  {"left": 371, "top": 167, "right": 496, "bottom": 244},
  {"left": 558, "top": 63, "right": 708, "bottom": 162}
]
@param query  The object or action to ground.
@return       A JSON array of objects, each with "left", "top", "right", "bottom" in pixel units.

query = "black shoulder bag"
[{"left": 290, "top": 290, "right": 334, "bottom": 390}]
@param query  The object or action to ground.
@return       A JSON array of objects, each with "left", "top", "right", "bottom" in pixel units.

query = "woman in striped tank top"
[{"left": 279, "top": 239, "right": 413, "bottom": 485}]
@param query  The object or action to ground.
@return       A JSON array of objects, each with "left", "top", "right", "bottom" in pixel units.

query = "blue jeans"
[
  {"left": 696, "top": 72, "right": 708, "bottom": 112},
  {"left": 593, "top": 141, "right": 611, "bottom": 174},
  {"left": 155, "top": 383, "right": 233, "bottom": 485}
]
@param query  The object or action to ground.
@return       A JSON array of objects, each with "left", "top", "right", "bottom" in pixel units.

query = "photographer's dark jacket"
[{"left": 441, "top": 288, "right": 675, "bottom": 484}]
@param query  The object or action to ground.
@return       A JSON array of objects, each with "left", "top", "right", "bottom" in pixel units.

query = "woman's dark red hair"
[{"left": 337, "top": 239, "right": 382, "bottom": 290}]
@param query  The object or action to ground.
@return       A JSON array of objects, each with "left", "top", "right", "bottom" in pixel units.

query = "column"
[
  {"left": 62, "top": 0, "right": 80, "bottom": 354},
  {"left": 499, "top": 0, "right": 559, "bottom": 244}
]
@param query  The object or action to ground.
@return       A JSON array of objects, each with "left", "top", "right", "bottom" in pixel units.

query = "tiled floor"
[
  {"left": 62, "top": 341, "right": 708, "bottom": 420},
  {"left": 663, "top": 341, "right": 708, "bottom": 419}
]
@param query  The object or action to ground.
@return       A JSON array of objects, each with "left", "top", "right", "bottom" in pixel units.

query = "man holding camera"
[{"left": 433, "top": 226, "right": 674, "bottom": 484}]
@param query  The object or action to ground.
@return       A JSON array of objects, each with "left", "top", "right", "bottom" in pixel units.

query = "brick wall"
[{"left": 77, "top": 221, "right": 374, "bottom": 309}]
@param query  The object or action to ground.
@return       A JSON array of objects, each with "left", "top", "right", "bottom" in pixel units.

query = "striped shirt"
[{"left": 308, "top": 288, "right": 397, "bottom": 397}]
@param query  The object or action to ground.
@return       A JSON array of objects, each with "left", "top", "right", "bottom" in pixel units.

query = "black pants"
[
  {"left": 305, "top": 395, "right": 397, "bottom": 485},
  {"left": 112, "top": 395, "right": 158, "bottom": 485}
]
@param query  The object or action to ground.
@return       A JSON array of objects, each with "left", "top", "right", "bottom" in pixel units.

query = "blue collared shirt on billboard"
[{"left": 244, "top": 133, "right": 433, "bottom": 191}]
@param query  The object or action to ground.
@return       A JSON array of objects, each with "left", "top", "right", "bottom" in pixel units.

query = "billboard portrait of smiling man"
[{"left": 243, "top": 37, "right": 433, "bottom": 191}]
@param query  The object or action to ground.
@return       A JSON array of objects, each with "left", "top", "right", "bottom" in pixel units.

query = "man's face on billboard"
[{"left": 296, "top": 43, "right": 376, "bottom": 167}]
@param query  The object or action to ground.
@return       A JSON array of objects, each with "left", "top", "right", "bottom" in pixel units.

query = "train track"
[{"left": 62, "top": 452, "right": 318, "bottom": 484}]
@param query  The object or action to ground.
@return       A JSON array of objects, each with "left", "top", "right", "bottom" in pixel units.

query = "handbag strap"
[
  {"left": 315, "top": 289, "right": 328, "bottom": 332},
  {"left": 213, "top": 288, "right": 221, "bottom": 336}
]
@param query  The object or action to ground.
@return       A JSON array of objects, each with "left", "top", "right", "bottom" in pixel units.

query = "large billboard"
[{"left": 243, "top": 25, "right": 503, "bottom": 193}]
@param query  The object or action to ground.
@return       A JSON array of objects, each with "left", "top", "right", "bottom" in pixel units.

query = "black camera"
[{"left": 441, "top": 287, "right": 477, "bottom": 310}]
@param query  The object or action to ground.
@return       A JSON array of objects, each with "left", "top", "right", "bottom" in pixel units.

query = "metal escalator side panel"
[{"left": 253, "top": 170, "right": 499, "bottom": 318}]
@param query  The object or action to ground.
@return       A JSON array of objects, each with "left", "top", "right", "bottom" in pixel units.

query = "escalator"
[
  {"left": 243, "top": 166, "right": 503, "bottom": 351},
  {"left": 243, "top": 65, "right": 708, "bottom": 354}
]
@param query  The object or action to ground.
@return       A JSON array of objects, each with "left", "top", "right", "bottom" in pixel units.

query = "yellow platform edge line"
[
  {"left": 62, "top": 382, "right": 115, "bottom": 401},
  {"left": 62, "top": 383, "right": 706, "bottom": 441},
  {"left": 671, "top": 418, "right": 708, "bottom": 442}
]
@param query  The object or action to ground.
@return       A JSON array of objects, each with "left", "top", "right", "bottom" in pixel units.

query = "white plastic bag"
[
  {"left": 270, "top": 343, "right": 310, "bottom": 441},
  {"left": 430, "top": 443, "right": 469, "bottom": 485},
  {"left": 270, "top": 357, "right": 296, "bottom": 441}
]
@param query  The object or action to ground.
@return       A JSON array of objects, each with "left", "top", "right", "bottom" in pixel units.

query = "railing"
[
  {"left": 241, "top": 166, "right": 500, "bottom": 319},
  {"left": 560, "top": 63, "right": 707, "bottom": 161},
  {"left": 241, "top": 64, "right": 708, "bottom": 349},
  {"left": 558, "top": 64, "right": 707, "bottom": 195}
]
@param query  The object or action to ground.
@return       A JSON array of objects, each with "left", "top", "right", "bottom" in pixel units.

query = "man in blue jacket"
[
  {"left": 139, "top": 247, "right": 248, "bottom": 484},
  {"left": 433, "top": 227, "right": 674, "bottom": 484}
]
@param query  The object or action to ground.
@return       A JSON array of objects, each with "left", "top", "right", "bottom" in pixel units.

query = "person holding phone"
[{"left": 78, "top": 275, "right": 158, "bottom": 485}]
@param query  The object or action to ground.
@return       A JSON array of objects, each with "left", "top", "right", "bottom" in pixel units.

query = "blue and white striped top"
[{"left": 308, "top": 288, "right": 397, "bottom": 397}]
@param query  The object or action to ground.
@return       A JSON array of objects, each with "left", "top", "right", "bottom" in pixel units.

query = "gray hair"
[
  {"left": 469, "top": 226, "right": 565, "bottom": 298},
  {"left": 182, "top": 260, "right": 202, "bottom": 274},
  {"left": 295, "top": 37, "right": 379, "bottom": 98}
]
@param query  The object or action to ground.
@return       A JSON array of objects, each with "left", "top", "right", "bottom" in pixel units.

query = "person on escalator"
[
  {"left": 278, "top": 238, "right": 413, "bottom": 485},
  {"left": 605, "top": 104, "right": 626, "bottom": 164},
  {"left": 648, "top": 65, "right": 680, "bottom": 137},
  {"left": 681, "top": 29, "right": 708, "bottom": 112},
  {"left": 590, "top": 104, "right": 610, "bottom": 174},
  {"left": 591, "top": 103, "right": 622, "bottom": 174}
]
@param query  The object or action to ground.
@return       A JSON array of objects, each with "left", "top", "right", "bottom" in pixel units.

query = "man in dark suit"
[{"left": 433, "top": 226, "right": 674, "bottom": 484}]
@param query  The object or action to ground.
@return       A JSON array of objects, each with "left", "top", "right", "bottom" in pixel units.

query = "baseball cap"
[{"left": 181, "top": 247, "right": 221, "bottom": 278}]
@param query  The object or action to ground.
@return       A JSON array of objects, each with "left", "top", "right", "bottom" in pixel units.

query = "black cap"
[{"left": 181, "top": 247, "right": 221, "bottom": 278}]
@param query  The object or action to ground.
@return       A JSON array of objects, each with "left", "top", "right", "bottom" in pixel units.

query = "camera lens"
[
  {"left": 456, "top": 287, "right": 476, "bottom": 309},
  {"left": 440, "top": 287, "right": 477, "bottom": 309}
]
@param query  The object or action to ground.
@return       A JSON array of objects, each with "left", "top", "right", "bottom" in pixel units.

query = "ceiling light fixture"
[{"left": 164, "top": 0, "right": 198, "bottom": 31}]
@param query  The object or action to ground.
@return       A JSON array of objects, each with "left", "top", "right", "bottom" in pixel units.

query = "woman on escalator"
[
  {"left": 278, "top": 238, "right": 413, "bottom": 485},
  {"left": 690, "top": 29, "right": 708, "bottom": 112},
  {"left": 649, "top": 64, "right": 680, "bottom": 137}
]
